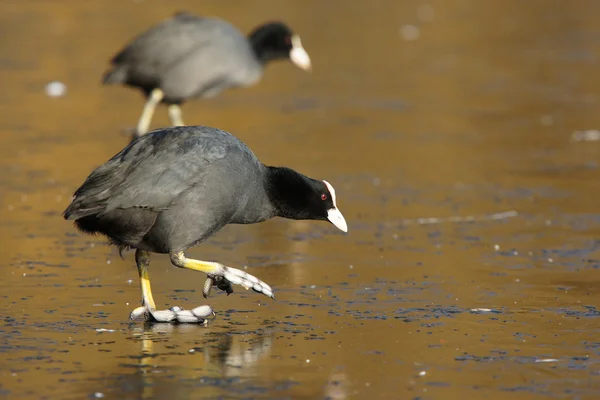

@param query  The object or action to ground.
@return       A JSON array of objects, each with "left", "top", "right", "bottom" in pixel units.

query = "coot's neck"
[{"left": 265, "top": 166, "right": 316, "bottom": 220}]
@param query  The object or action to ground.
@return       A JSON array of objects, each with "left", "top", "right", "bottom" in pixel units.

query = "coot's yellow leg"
[
  {"left": 169, "top": 251, "right": 275, "bottom": 299},
  {"left": 167, "top": 104, "right": 185, "bottom": 126},
  {"left": 129, "top": 249, "right": 214, "bottom": 324},
  {"left": 129, "top": 250, "right": 156, "bottom": 320},
  {"left": 135, "top": 88, "right": 164, "bottom": 136},
  {"left": 137, "top": 250, "right": 156, "bottom": 310}
]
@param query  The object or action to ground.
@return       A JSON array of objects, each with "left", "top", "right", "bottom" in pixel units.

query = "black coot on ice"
[
  {"left": 103, "top": 13, "right": 312, "bottom": 137},
  {"left": 63, "top": 126, "right": 347, "bottom": 323}
]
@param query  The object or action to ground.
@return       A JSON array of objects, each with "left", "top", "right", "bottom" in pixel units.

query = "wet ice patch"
[
  {"left": 45, "top": 81, "right": 67, "bottom": 97},
  {"left": 399, "top": 25, "right": 420, "bottom": 41},
  {"left": 401, "top": 210, "right": 518, "bottom": 225},
  {"left": 470, "top": 308, "right": 497, "bottom": 313},
  {"left": 572, "top": 129, "right": 600, "bottom": 141}
]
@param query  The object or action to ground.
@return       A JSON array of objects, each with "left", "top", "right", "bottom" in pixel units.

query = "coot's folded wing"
[
  {"left": 64, "top": 127, "right": 242, "bottom": 219},
  {"left": 109, "top": 15, "right": 244, "bottom": 88}
]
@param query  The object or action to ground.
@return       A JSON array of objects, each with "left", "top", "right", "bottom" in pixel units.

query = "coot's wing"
[
  {"left": 110, "top": 15, "right": 246, "bottom": 88},
  {"left": 160, "top": 25, "right": 261, "bottom": 99},
  {"left": 65, "top": 127, "right": 246, "bottom": 219}
]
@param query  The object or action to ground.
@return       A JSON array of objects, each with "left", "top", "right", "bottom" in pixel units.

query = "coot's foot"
[
  {"left": 169, "top": 252, "right": 275, "bottom": 300},
  {"left": 129, "top": 304, "right": 215, "bottom": 324},
  {"left": 202, "top": 266, "right": 275, "bottom": 299}
]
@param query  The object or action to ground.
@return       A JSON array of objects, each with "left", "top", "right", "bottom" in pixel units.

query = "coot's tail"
[
  {"left": 102, "top": 66, "right": 127, "bottom": 85},
  {"left": 63, "top": 162, "right": 121, "bottom": 221},
  {"left": 63, "top": 199, "right": 104, "bottom": 221}
]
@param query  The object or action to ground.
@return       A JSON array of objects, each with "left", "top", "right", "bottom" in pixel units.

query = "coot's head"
[
  {"left": 267, "top": 167, "right": 347, "bottom": 232},
  {"left": 249, "top": 22, "right": 311, "bottom": 71}
]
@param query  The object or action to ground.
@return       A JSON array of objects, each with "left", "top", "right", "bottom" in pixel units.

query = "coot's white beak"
[
  {"left": 327, "top": 207, "right": 348, "bottom": 233},
  {"left": 323, "top": 180, "right": 347, "bottom": 233},
  {"left": 290, "top": 34, "right": 312, "bottom": 71}
]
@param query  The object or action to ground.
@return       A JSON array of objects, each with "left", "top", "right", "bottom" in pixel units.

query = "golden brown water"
[{"left": 2, "top": 1, "right": 600, "bottom": 398}]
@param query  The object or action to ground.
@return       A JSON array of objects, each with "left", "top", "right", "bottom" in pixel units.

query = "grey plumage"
[
  {"left": 101, "top": 14, "right": 311, "bottom": 138},
  {"left": 64, "top": 126, "right": 276, "bottom": 253},
  {"left": 103, "top": 14, "right": 292, "bottom": 103}
]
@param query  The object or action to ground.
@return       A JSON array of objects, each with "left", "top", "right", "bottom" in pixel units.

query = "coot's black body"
[
  {"left": 66, "top": 128, "right": 268, "bottom": 253},
  {"left": 63, "top": 126, "right": 346, "bottom": 324}
]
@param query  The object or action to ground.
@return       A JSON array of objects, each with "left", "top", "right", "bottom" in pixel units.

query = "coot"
[
  {"left": 63, "top": 126, "right": 347, "bottom": 323},
  {"left": 103, "top": 13, "right": 312, "bottom": 138}
]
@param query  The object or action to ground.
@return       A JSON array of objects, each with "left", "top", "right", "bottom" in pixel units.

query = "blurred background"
[{"left": 2, "top": 0, "right": 600, "bottom": 399}]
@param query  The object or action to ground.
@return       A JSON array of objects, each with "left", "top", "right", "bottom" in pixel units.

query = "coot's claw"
[
  {"left": 129, "top": 305, "right": 215, "bottom": 324},
  {"left": 203, "top": 276, "right": 214, "bottom": 298},
  {"left": 204, "top": 266, "right": 275, "bottom": 299},
  {"left": 130, "top": 306, "right": 148, "bottom": 321}
]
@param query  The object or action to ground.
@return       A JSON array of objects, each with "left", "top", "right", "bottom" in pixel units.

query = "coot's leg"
[
  {"left": 129, "top": 249, "right": 215, "bottom": 324},
  {"left": 129, "top": 249, "right": 156, "bottom": 320},
  {"left": 135, "top": 88, "right": 164, "bottom": 137},
  {"left": 170, "top": 251, "right": 275, "bottom": 299},
  {"left": 167, "top": 104, "right": 185, "bottom": 126}
]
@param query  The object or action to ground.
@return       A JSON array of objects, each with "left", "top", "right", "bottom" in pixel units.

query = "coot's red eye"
[{"left": 321, "top": 194, "right": 327, "bottom": 201}]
